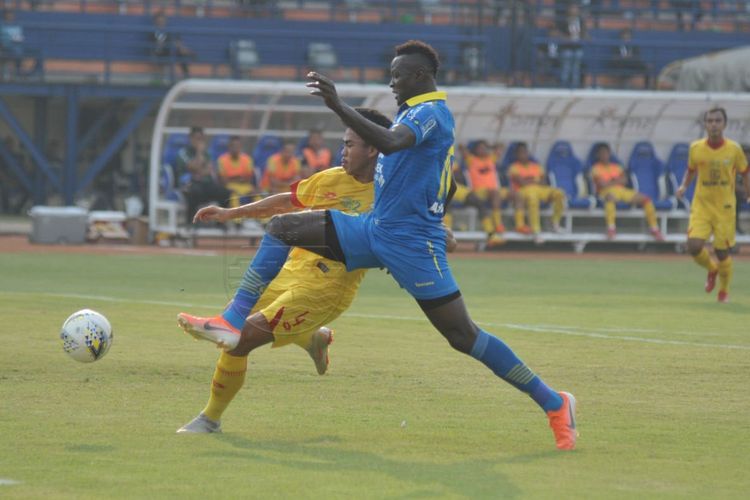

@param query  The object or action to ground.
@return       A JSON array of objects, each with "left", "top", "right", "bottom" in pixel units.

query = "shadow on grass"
[{"left": 203, "top": 433, "right": 565, "bottom": 498}]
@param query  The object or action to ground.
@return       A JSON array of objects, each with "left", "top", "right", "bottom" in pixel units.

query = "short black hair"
[
  {"left": 704, "top": 107, "right": 727, "bottom": 123},
  {"left": 229, "top": 135, "right": 241, "bottom": 141},
  {"left": 516, "top": 141, "right": 528, "bottom": 151},
  {"left": 596, "top": 142, "right": 610, "bottom": 155},
  {"left": 395, "top": 40, "right": 440, "bottom": 77},
  {"left": 355, "top": 107, "right": 392, "bottom": 130},
  {"left": 189, "top": 126, "right": 204, "bottom": 136}
]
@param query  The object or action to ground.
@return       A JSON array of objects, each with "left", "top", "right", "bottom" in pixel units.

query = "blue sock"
[
  {"left": 470, "top": 329, "right": 563, "bottom": 412},
  {"left": 222, "top": 234, "right": 290, "bottom": 330}
]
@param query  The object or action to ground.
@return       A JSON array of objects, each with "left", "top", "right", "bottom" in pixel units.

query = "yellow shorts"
[
  {"left": 688, "top": 215, "right": 736, "bottom": 250},
  {"left": 518, "top": 184, "right": 560, "bottom": 201},
  {"left": 452, "top": 183, "right": 509, "bottom": 203},
  {"left": 251, "top": 265, "right": 361, "bottom": 348},
  {"left": 473, "top": 187, "right": 510, "bottom": 201},
  {"left": 599, "top": 186, "right": 637, "bottom": 204}
]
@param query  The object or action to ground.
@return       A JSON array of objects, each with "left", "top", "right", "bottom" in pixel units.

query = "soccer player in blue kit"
[{"left": 180, "top": 40, "right": 577, "bottom": 450}]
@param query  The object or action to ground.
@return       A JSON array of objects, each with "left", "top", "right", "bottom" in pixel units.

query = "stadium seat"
[
  {"left": 627, "top": 141, "right": 675, "bottom": 210},
  {"left": 209, "top": 134, "right": 231, "bottom": 161},
  {"left": 230, "top": 39, "right": 259, "bottom": 79},
  {"left": 307, "top": 42, "right": 338, "bottom": 70},
  {"left": 546, "top": 140, "right": 595, "bottom": 209},
  {"left": 162, "top": 133, "right": 189, "bottom": 169},
  {"left": 666, "top": 142, "right": 694, "bottom": 208}
]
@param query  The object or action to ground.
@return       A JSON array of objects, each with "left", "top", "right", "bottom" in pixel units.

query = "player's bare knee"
[
  {"left": 686, "top": 239, "right": 704, "bottom": 256},
  {"left": 715, "top": 249, "right": 730, "bottom": 261},
  {"left": 442, "top": 325, "right": 478, "bottom": 354}
]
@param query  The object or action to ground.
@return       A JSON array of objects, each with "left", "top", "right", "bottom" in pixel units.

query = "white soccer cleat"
[
  {"left": 176, "top": 413, "right": 222, "bottom": 434},
  {"left": 306, "top": 327, "right": 334, "bottom": 375}
]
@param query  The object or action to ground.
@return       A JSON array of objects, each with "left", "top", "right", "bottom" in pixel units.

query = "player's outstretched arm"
[
  {"left": 306, "top": 72, "right": 414, "bottom": 155},
  {"left": 193, "top": 193, "right": 297, "bottom": 223}
]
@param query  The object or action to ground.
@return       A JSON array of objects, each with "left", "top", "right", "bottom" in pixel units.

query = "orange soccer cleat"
[
  {"left": 547, "top": 391, "right": 578, "bottom": 450},
  {"left": 306, "top": 327, "right": 334, "bottom": 375},
  {"left": 177, "top": 313, "right": 241, "bottom": 350},
  {"left": 717, "top": 290, "right": 729, "bottom": 303}
]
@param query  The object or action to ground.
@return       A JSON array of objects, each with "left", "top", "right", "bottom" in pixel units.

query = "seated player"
[
  {"left": 457, "top": 141, "right": 515, "bottom": 241},
  {"left": 216, "top": 135, "right": 256, "bottom": 208},
  {"left": 300, "top": 129, "right": 332, "bottom": 178},
  {"left": 444, "top": 158, "right": 505, "bottom": 246},
  {"left": 177, "top": 109, "right": 453, "bottom": 432},
  {"left": 508, "top": 142, "right": 566, "bottom": 243},
  {"left": 591, "top": 143, "right": 664, "bottom": 240},
  {"left": 262, "top": 141, "right": 302, "bottom": 194}
]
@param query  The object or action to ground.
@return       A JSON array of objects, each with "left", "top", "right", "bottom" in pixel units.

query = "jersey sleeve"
[
  {"left": 688, "top": 144, "right": 697, "bottom": 171},
  {"left": 508, "top": 163, "right": 519, "bottom": 179},
  {"left": 290, "top": 173, "right": 322, "bottom": 208},
  {"left": 736, "top": 144, "right": 749, "bottom": 174},
  {"left": 399, "top": 104, "right": 439, "bottom": 146},
  {"left": 289, "top": 170, "right": 337, "bottom": 209}
]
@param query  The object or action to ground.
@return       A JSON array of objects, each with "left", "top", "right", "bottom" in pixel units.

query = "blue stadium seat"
[
  {"left": 666, "top": 142, "right": 693, "bottom": 209},
  {"left": 162, "top": 133, "right": 189, "bottom": 167},
  {"left": 252, "top": 134, "right": 283, "bottom": 173},
  {"left": 546, "top": 141, "right": 594, "bottom": 209},
  {"left": 628, "top": 141, "right": 675, "bottom": 210},
  {"left": 209, "top": 134, "right": 231, "bottom": 162}
]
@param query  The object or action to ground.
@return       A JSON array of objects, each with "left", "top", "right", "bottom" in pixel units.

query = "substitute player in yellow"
[
  {"left": 677, "top": 107, "right": 749, "bottom": 303},
  {"left": 175, "top": 108, "right": 393, "bottom": 433},
  {"left": 508, "top": 142, "right": 566, "bottom": 244},
  {"left": 591, "top": 143, "right": 664, "bottom": 241}
]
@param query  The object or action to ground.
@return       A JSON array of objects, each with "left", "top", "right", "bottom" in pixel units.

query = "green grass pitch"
[{"left": 1, "top": 249, "right": 749, "bottom": 498}]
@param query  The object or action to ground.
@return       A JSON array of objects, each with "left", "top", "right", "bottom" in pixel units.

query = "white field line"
[
  {"left": 3, "top": 290, "right": 749, "bottom": 351},
  {"left": 0, "top": 478, "right": 21, "bottom": 485}
]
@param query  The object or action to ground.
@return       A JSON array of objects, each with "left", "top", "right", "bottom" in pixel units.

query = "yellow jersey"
[
  {"left": 688, "top": 138, "right": 748, "bottom": 220},
  {"left": 285, "top": 166, "right": 373, "bottom": 296}
]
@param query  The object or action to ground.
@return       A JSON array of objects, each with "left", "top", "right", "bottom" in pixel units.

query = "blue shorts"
[{"left": 329, "top": 210, "right": 459, "bottom": 300}]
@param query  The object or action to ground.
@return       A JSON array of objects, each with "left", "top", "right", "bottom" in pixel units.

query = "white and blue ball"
[{"left": 60, "top": 309, "right": 113, "bottom": 363}]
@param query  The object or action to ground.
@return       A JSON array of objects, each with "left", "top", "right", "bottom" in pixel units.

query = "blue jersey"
[{"left": 372, "top": 91, "right": 455, "bottom": 233}]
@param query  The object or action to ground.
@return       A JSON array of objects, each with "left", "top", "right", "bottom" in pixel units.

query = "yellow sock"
[
  {"left": 604, "top": 200, "right": 616, "bottom": 227},
  {"left": 644, "top": 200, "right": 657, "bottom": 229},
  {"left": 202, "top": 351, "right": 247, "bottom": 422},
  {"left": 692, "top": 248, "right": 718, "bottom": 272},
  {"left": 514, "top": 208, "right": 525, "bottom": 229},
  {"left": 481, "top": 216, "right": 495, "bottom": 234},
  {"left": 552, "top": 190, "right": 565, "bottom": 226},
  {"left": 492, "top": 208, "right": 503, "bottom": 230},
  {"left": 527, "top": 196, "right": 541, "bottom": 233},
  {"left": 718, "top": 257, "right": 732, "bottom": 293}
]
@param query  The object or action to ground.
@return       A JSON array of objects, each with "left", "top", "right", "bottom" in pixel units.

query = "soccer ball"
[{"left": 60, "top": 309, "right": 113, "bottom": 363}]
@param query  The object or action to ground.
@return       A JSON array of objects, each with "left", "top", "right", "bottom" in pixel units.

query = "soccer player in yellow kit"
[
  {"left": 591, "top": 143, "right": 664, "bottom": 241},
  {"left": 508, "top": 142, "right": 566, "bottom": 243},
  {"left": 677, "top": 107, "right": 750, "bottom": 303},
  {"left": 175, "top": 108, "right": 393, "bottom": 433}
]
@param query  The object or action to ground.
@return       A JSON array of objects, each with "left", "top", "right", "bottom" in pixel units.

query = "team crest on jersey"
[{"left": 340, "top": 197, "right": 362, "bottom": 212}]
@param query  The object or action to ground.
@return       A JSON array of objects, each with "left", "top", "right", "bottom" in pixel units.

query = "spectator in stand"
[
  {"left": 609, "top": 29, "right": 650, "bottom": 89},
  {"left": 0, "top": 9, "right": 41, "bottom": 80},
  {"left": 262, "top": 141, "right": 301, "bottom": 194},
  {"left": 174, "top": 126, "right": 231, "bottom": 224},
  {"left": 590, "top": 143, "right": 664, "bottom": 241},
  {"left": 217, "top": 136, "right": 256, "bottom": 208},
  {"left": 458, "top": 140, "right": 513, "bottom": 238},
  {"left": 508, "top": 142, "right": 566, "bottom": 243},
  {"left": 151, "top": 10, "right": 194, "bottom": 78},
  {"left": 555, "top": 2, "right": 587, "bottom": 89},
  {"left": 300, "top": 129, "right": 332, "bottom": 178}
]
